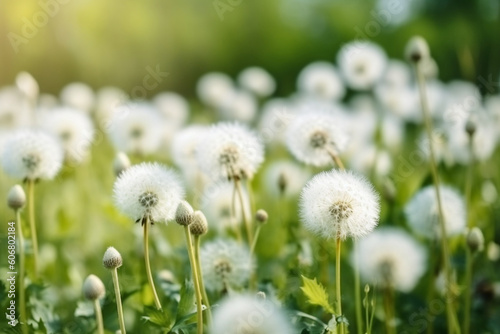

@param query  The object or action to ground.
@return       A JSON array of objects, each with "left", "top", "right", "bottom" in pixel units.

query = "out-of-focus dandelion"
[
  {"left": 82, "top": 274, "right": 105, "bottom": 334},
  {"left": 238, "top": 66, "right": 276, "bottom": 98},
  {"left": 60, "top": 82, "right": 95, "bottom": 113},
  {"left": 297, "top": 61, "right": 345, "bottom": 101}
]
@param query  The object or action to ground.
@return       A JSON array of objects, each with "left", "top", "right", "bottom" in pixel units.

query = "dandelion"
[
  {"left": 153, "top": 92, "right": 189, "bottom": 128},
  {"left": 201, "top": 239, "right": 254, "bottom": 293},
  {"left": 263, "top": 160, "right": 311, "bottom": 198},
  {"left": 95, "top": 86, "right": 127, "bottom": 124},
  {"left": 297, "top": 61, "right": 345, "bottom": 101},
  {"left": 337, "top": 41, "right": 387, "bottom": 90},
  {"left": 15, "top": 71, "right": 39, "bottom": 104},
  {"left": 286, "top": 111, "right": 349, "bottom": 168},
  {"left": 238, "top": 66, "right": 276, "bottom": 97},
  {"left": 113, "top": 162, "right": 184, "bottom": 309},
  {"left": 0, "top": 86, "right": 31, "bottom": 130},
  {"left": 211, "top": 294, "right": 293, "bottom": 334},
  {"left": 82, "top": 275, "right": 105, "bottom": 334},
  {"left": 113, "top": 152, "right": 131, "bottom": 177},
  {"left": 60, "top": 82, "right": 95, "bottom": 112},
  {"left": 103, "top": 247, "right": 126, "bottom": 334},
  {"left": 257, "top": 98, "right": 295, "bottom": 146},
  {"left": 196, "top": 72, "right": 234, "bottom": 108},
  {"left": 404, "top": 185, "right": 466, "bottom": 239},
  {"left": 218, "top": 89, "right": 258, "bottom": 123},
  {"left": 38, "top": 107, "right": 95, "bottom": 164}
]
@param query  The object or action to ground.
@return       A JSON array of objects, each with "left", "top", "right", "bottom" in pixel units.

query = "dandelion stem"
[
  {"left": 111, "top": 268, "right": 126, "bottom": 334},
  {"left": 143, "top": 218, "right": 162, "bottom": 310},
  {"left": 250, "top": 224, "right": 262, "bottom": 257},
  {"left": 335, "top": 237, "right": 344, "bottom": 334},
  {"left": 326, "top": 147, "right": 345, "bottom": 170},
  {"left": 383, "top": 287, "right": 396, "bottom": 334},
  {"left": 93, "top": 299, "right": 104, "bottom": 334},
  {"left": 184, "top": 226, "right": 204, "bottom": 334},
  {"left": 354, "top": 240, "right": 363, "bottom": 334},
  {"left": 16, "top": 209, "right": 28, "bottom": 334},
  {"left": 231, "top": 183, "right": 243, "bottom": 243},
  {"left": 27, "top": 179, "right": 39, "bottom": 277},
  {"left": 414, "top": 61, "right": 460, "bottom": 334},
  {"left": 194, "top": 235, "right": 212, "bottom": 325},
  {"left": 235, "top": 179, "right": 253, "bottom": 245}
]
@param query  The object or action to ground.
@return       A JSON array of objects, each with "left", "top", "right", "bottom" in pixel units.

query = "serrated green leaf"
[
  {"left": 300, "top": 276, "right": 334, "bottom": 314},
  {"left": 176, "top": 280, "right": 195, "bottom": 320}
]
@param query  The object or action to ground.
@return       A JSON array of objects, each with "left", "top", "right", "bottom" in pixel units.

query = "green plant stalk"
[
  {"left": 231, "top": 183, "right": 243, "bottom": 243},
  {"left": 184, "top": 226, "right": 204, "bottom": 334},
  {"left": 16, "top": 209, "right": 28, "bottom": 334},
  {"left": 250, "top": 224, "right": 262, "bottom": 257},
  {"left": 414, "top": 62, "right": 460, "bottom": 334},
  {"left": 235, "top": 179, "right": 253, "bottom": 245},
  {"left": 194, "top": 235, "right": 212, "bottom": 325},
  {"left": 111, "top": 268, "right": 127, "bottom": 334},
  {"left": 336, "top": 238, "right": 344, "bottom": 334},
  {"left": 143, "top": 217, "right": 162, "bottom": 310},
  {"left": 93, "top": 299, "right": 104, "bottom": 334},
  {"left": 383, "top": 287, "right": 396, "bottom": 334},
  {"left": 354, "top": 241, "right": 363, "bottom": 334},
  {"left": 27, "top": 179, "right": 39, "bottom": 277}
]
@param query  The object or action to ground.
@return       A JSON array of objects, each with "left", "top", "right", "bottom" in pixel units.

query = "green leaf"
[
  {"left": 176, "top": 280, "right": 195, "bottom": 321},
  {"left": 300, "top": 276, "right": 334, "bottom": 314}
]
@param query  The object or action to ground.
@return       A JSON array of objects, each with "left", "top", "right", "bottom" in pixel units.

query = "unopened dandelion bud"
[
  {"left": 113, "top": 152, "right": 131, "bottom": 176},
  {"left": 364, "top": 284, "right": 370, "bottom": 294},
  {"left": 467, "top": 227, "right": 484, "bottom": 252},
  {"left": 103, "top": 247, "right": 123, "bottom": 269},
  {"left": 405, "top": 36, "right": 430, "bottom": 63},
  {"left": 256, "top": 291, "right": 266, "bottom": 300},
  {"left": 190, "top": 210, "right": 208, "bottom": 235},
  {"left": 83, "top": 274, "right": 105, "bottom": 300},
  {"left": 7, "top": 185, "right": 26, "bottom": 210},
  {"left": 465, "top": 119, "right": 476, "bottom": 138},
  {"left": 175, "top": 200, "right": 194, "bottom": 226},
  {"left": 255, "top": 209, "right": 268, "bottom": 224}
]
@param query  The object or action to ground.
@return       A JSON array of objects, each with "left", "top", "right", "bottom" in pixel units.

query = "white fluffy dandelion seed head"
[
  {"left": 218, "top": 89, "right": 258, "bottom": 123},
  {"left": 95, "top": 86, "right": 128, "bottom": 124},
  {"left": 337, "top": 41, "right": 387, "bottom": 90},
  {"left": 264, "top": 160, "right": 311, "bottom": 198},
  {"left": 196, "top": 122, "right": 264, "bottom": 181},
  {"left": 0, "top": 86, "right": 31, "bottom": 130},
  {"left": 374, "top": 85, "right": 416, "bottom": 120},
  {"left": 257, "top": 98, "right": 296, "bottom": 146},
  {"left": 286, "top": 111, "right": 349, "bottom": 167},
  {"left": 103, "top": 246, "right": 123, "bottom": 269},
  {"left": 297, "top": 61, "right": 345, "bottom": 101},
  {"left": 38, "top": 107, "right": 95, "bottom": 164},
  {"left": 107, "top": 102, "right": 163, "bottom": 156},
  {"left": 1, "top": 130, "right": 63, "bottom": 181},
  {"left": 171, "top": 125, "right": 209, "bottom": 171},
  {"left": 113, "top": 162, "right": 185, "bottom": 223},
  {"left": 153, "top": 92, "right": 189, "bottom": 128},
  {"left": 404, "top": 185, "right": 466, "bottom": 239},
  {"left": 349, "top": 144, "right": 392, "bottom": 177},
  {"left": 196, "top": 72, "right": 234, "bottom": 108},
  {"left": 211, "top": 294, "right": 293, "bottom": 334},
  {"left": 238, "top": 67, "right": 276, "bottom": 98},
  {"left": 300, "top": 169, "right": 380, "bottom": 240},
  {"left": 354, "top": 228, "right": 427, "bottom": 292},
  {"left": 82, "top": 274, "right": 105, "bottom": 300},
  {"left": 201, "top": 239, "right": 254, "bottom": 292},
  {"left": 380, "top": 60, "right": 412, "bottom": 88},
  {"left": 15, "top": 71, "right": 39, "bottom": 101},
  {"left": 60, "top": 82, "right": 95, "bottom": 112}
]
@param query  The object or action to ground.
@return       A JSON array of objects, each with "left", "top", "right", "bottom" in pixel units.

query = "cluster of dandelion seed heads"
[
  {"left": 300, "top": 169, "right": 380, "bottom": 240},
  {"left": 113, "top": 162, "right": 184, "bottom": 224}
]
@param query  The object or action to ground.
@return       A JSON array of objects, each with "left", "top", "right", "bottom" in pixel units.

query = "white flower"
[
  {"left": 300, "top": 169, "right": 380, "bottom": 240},
  {"left": 153, "top": 92, "right": 189, "bottom": 128},
  {"left": 38, "top": 107, "right": 95, "bottom": 164},
  {"left": 218, "top": 90, "right": 258, "bottom": 123},
  {"left": 337, "top": 41, "right": 387, "bottom": 90},
  {"left": 211, "top": 294, "right": 293, "bottom": 334},
  {"left": 263, "top": 160, "right": 311, "bottom": 198},
  {"left": 196, "top": 72, "right": 234, "bottom": 108},
  {"left": 374, "top": 85, "right": 416, "bottom": 120},
  {"left": 196, "top": 122, "right": 264, "bottom": 181},
  {"left": 95, "top": 86, "right": 127, "bottom": 124},
  {"left": 286, "top": 111, "right": 349, "bottom": 167},
  {"left": 107, "top": 102, "right": 163, "bottom": 155},
  {"left": 1, "top": 130, "right": 63, "bottom": 180},
  {"left": 404, "top": 185, "right": 466, "bottom": 239},
  {"left": 349, "top": 145, "right": 392, "bottom": 177},
  {"left": 60, "top": 82, "right": 95, "bottom": 112},
  {"left": 354, "top": 228, "right": 427, "bottom": 292},
  {"left": 0, "top": 86, "right": 31, "bottom": 130},
  {"left": 257, "top": 98, "right": 295, "bottom": 146},
  {"left": 238, "top": 67, "right": 276, "bottom": 97},
  {"left": 113, "top": 162, "right": 184, "bottom": 224},
  {"left": 15, "top": 71, "right": 39, "bottom": 101},
  {"left": 171, "top": 125, "right": 209, "bottom": 172},
  {"left": 380, "top": 60, "right": 411, "bottom": 88},
  {"left": 200, "top": 239, "right": 254, "bottom": 292},
  {"left": 297, "top": 61, "right": 345, "bottom": 101}
]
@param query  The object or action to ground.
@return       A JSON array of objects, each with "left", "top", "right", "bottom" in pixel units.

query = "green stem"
[
  {"left": 235, "top": 179, "right": 253, "bottom": 245},
  {"left": 16, "top": 209, "right": 28, "bottom": 334},
  {"left": 249, "top": 225, "right": 262, "bottom": 257},
  {"left": 194, "top": 235, "right": 211, "bottom": 325},
  {"left": 111, "top": 268, "right": 126, "bottom": 334},
  {"left": 354, "top": 240, "right": 363, "bottom": 334},
  {"left": 336, "top": 238, "right": 344, "bottom": 334},
  {"left": 414, "top": 62, "right": 460, "bottom": 334},
  {"left": 383, "top": 287, "right": 396, "bottom": 334},
  {"left": 231, "top": 182, "right": 243, "bottom": 243},
  {"left": 27, "top": 179, "right": 39, "bottom": 277},
  {"left": 184, "top": 226, "right": 204, "bottom": 334},
  {"left": 143, "top": 218, "right": 162, "bottom": 310},
  {"left": 93, "top": 299, "right": 104, "bottom": 334}
]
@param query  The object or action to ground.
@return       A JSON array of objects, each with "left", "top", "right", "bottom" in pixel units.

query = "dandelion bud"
[
  {"left": 190, "top": 210, "right": 208, "bottom": 235},
  {"left": 103, "top": 247, "right": 123, "bottom": 269},
  {"left": 113, "top": 152, "right": 131, "bottom": 176},
  {"left": 16, "top": 71, "right": 39, "bottom": 101},
  {"left": 405, "top": 36, "right": 430, "bottom": 63},
  {"left": 175, "top": 200, "right": 194, "bottom": 226},
  {"left": 364, "top": 284, "right": 370, "bottom": 294},
  {"left": 467, "top": 227, "right": 484, "bottom": 252},
  {"left": 465, "top": 119, "right": 476, "bottom": 138},
  {"left": 256, "top": 291, "right": 266, "bottom": 300},
  {"left": 83, "top": 274, "right": 105, "bottom": 300},
  {"left": 7, "top": 185, "right": 26, "bottom": 210},
  {"left": 255, "top": 209, "right": 268, "bottom": 224}
]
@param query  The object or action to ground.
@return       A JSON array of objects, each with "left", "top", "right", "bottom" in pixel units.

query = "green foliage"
[{"left": 301, "top": 276, "right": 334, "bottom": 315}]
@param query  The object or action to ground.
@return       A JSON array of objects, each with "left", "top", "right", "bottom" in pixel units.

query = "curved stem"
[
  {"left": 194, "top": 235, "right": 211, "bottom": 325},
  {"left": 111, "top": 268, "right": 126, "bottom": 334},
  {"left": 93, "top": 299, "right": 104, "bottom": 334},
  {"left": 235, "top": 179, "right": 253, "bottom": 245},
  {"left": 143, "top": 218, "right": 162, "bottom": 310},
  {"left": 336, "top": 238, "right": 344, "bottom": 334},
  {"left": 16, "top": 209, "right": 28, "bottom": 334},
  {"left": 27, "top": 180, "right": 39, "bottom": 277},
  {"left": 326, "top": 147, "right": 345, "bottom": 170},
  {"left": 184, "top": 226, "right": 204, "bottom": 334},
  {"left": 249, "top": 225, "right": 262, "bottom": 257}
]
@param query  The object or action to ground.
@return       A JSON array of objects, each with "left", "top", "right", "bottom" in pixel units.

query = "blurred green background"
[{"left": 0, "top": 0, "right": 499, "bottom": 98}]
